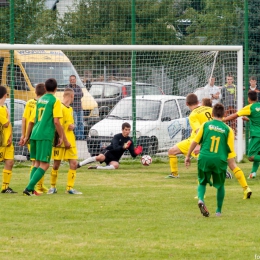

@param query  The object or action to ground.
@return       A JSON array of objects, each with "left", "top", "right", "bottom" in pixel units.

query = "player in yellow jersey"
[
  {"left": 0, "top": 86, "right": 17, "bottom": 193},
  {"left": 167, "top": 93, "right": 213, "bottom": 178},
  {"left": 19, "top": 83, "right": 47, "bottom": 193},
  {"left": 167, "top": 94, "right": 252, "bottom": 199},
  {"left": 48, "top": 88, "right": 82, "bottom": 194}
]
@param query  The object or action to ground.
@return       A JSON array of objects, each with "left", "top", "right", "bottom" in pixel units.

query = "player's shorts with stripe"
[
  {"left": 101, "top": 149, "right": 119, "bottom": 165},
  {"left": 52, "top": 147, "right": 78, "bottom": 161},
  {"left": 248, "top": 137, "right": 260, "bottom": 157},
  {"left": 198, "top": 156, "right": 227, "bottom": 188},
  {"left": 176, "top": 138, "right": 198, "bottom": 157},
  {"left": 0, "top": 144, "right": 14, "bottom": 162},
  {"left": 30, "top": 140, "right": 53, "bottom": 163}
]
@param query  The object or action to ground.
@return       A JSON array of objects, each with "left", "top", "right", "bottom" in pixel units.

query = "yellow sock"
[
  {"left": 66, "top": 169, "right": 76, "bottom": 191},
  {"left": 2, "top": 169, "right": 12, "bottom": 190},
  {"left": 169, "top": 155, "right": 178, "bottom": 174},
  {"left": 233, "top": 166, "right": 248, "bottom": 190},
  {"left": 50, "top": 169, "right": 58, "bottom": 188},
  {"left": 29, "top": 165, "right": 33, "bottom": 175},
  {"left": 37, "top": 175, "right": 45, "bottom": 188}
]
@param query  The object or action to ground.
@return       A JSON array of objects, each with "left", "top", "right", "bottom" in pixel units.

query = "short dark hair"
[
  {"left": 45, "top": 78, "right": 57, "bottom": 92},
  {"left": 186, "top": 93, "right": 198, "bottom": 106},
  {"left": 212, "top": 103, "right": 225, "bottom": 118},
  {"left": 122, "top": 122, "right": 131, "bottom": 130},
  {"left": 35, "top": 83, "right": 46, "bottom": 96},
  {"left": 70, "top": 75, "right": 76, "bottom": 79},
  {"left": 226, "top": 73, "right": 233, "bottom": 78},
  {"left": 250, "top": 76, "right": 257, "bottom": 81},
  {"left": 0, "top": 85, "right": 7, "bottom": 99},
  {"left": 201, "top": 98, "right": 212, "bottom": 107},
  {"left": 248, "top": 90, "right": 257, "bottom": 101}
]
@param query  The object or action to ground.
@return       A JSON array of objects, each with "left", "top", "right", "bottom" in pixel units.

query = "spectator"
[
  {"left": 67, "top": 75, "right": 84, "bottom": 140},
  {"left": 249, "top": 76, "right": 260, "bottom": 101},
  {"left": 221, "top": 73, "right": 236, "bottom": 133},
  {"left": 204, "top": 76, "right": 221, "bottom": 106}
]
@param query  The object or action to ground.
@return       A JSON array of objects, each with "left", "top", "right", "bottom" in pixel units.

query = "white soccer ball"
[{"left": 141, "top": 155, "right": 152, "bottom": 166}]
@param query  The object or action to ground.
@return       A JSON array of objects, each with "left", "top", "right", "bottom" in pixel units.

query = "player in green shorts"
[
  {"left": 22, "top": 78, "right": 66, "bottom": 196},
  {"left": 224, "top": 90, "right": 260, "bottom": 179},
  {"left": 185, "top": 103, "right": 235, "bottom": 217}
]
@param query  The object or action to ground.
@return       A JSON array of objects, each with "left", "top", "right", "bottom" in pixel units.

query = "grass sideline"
[{"left": 0, "top": 159, "right": 259, "bottom": 260}]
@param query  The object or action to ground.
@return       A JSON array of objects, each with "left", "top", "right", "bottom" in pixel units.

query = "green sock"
[
  {"left": 251, "top": 161, "right": 259, "bottom": 173},
  {"left": 26, "top": 168, "right": 45, "bottom": 191},
  {"left": 216, "top": 185, "right": 225, "bottom": 213},
  {"left": 30, "top": 167, "right": 38, "bottom": 180},
  {"left": 252, "top": 155, "right": 260, "bottom": 162},
  {"left": 197, "top": 184, "right": 206, "bottom": 201}
]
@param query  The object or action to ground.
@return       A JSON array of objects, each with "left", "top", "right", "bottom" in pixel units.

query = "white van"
[
  {"left": 0, "top": 50, "right": 99, "bottom": 132},
  {"left": 87, "top": 95, "right": 191, "bottom": 156}
]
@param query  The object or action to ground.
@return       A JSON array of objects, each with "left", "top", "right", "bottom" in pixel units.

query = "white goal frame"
[{"left": 0, "top": 44, "right": 243, "bottom": 161}]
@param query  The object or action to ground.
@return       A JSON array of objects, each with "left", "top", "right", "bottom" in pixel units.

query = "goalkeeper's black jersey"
[{"left": 105, "top": 133, "right": 136, "bottom": 160}]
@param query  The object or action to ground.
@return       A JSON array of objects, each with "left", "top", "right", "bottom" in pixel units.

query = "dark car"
[
  {"left": 4, "top": 98, "right": 29, "bottom": 158},
  {"left": 89, "top": 81, "right": 164, "bottom": 117}
]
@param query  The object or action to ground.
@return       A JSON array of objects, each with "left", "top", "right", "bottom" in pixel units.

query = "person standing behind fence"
[
  {"left": 249, "top": 76, "right": 260, "bottom": 101},
  {"left": 204, "top": 76, "right": 221, "bottom": 106},
  {"left": 221, "top": 73, "right": 237, "bottom": 133},
  {"left": 67, "top": 75, "right": 84, "bottom": 140}
]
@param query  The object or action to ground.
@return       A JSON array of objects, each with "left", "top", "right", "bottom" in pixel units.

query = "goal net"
[{"left": 0, "top": 44, "right": 243, "bottom": 162}]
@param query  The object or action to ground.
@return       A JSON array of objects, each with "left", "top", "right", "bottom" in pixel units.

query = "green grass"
[{"left": 0, "top": 159, "right": 259, "bottom": 260}]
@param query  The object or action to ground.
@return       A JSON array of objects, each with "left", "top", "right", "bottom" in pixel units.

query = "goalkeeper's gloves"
[
  {"left": 134, "top": 145, "right": 143, "bottom": 155},
  {"left": 123, "top": 140, "right": 132, "bottom": 149}
]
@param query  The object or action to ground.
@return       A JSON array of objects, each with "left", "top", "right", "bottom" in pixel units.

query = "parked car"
[
  {"left": 4, "top": 98, "right": 29, "bottom": 157},
  {"left": 87, "top": 95, "right": 191, "bottom": 156},
  {"left": 89, "top": 81, "right": 164, "bottom": 117}
]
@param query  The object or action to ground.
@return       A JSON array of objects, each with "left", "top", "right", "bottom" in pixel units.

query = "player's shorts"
[
  {"left": 30, "top": 140, "right": 53, "bottom": 163},
  {"left": 176, "top": 139, "right": 197, "bottom": 157},
  {"left": 248, "top": 137, "right": 260, "bottom": 157},
  {"left": 52, "top": 147, "right": 78, "bottom": 161},
  {"left": 0, "top": 145, "right": 14, "bottom": 162},
  {"left": 26, "top": 143, "right": 35, "bottom": 161},
  {"left": 101, "top": 149, "right": 119, "bottom": 165},
  {"left": 198, "top": 156, "right": 227, "bottom": 188}
]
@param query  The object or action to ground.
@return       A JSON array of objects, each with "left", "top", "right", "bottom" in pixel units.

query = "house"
[{"left": 45, "top": 0, "right": 77, "bottom": 16}]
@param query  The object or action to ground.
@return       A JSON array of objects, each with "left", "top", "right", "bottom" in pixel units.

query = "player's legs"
[
  {"left": 89, "top": 161, "right": 119, "bottom": 170},
  {"left": 247, "top": 137, "right": 260, "bottom": 178},
  {"left": 0, "top": 145, "right": 17, "bottom": 193},
  {"left": 228, "top": 158, "right": 252, "bottom": 199},
  {"left": 66, "top": 159, "right": 82, "bottom": 194},
  {"left": 24, "top": 140, "right": 52, "bottom": 194},
  {"left": 78, "top": 153, "right": 106, "bottom": 168},
  {"left": 216, "top": 185, "right": 225, "bottom": 215},
  {"left": 167, "top": 139, "right": 192, "bottom": 178}
]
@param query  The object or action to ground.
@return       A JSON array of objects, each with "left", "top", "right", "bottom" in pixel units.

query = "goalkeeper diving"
[{"left": 77, "top": 122, "right": 143, "bottom": 170}]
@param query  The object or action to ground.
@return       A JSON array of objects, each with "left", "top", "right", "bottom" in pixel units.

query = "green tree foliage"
[{"left": 0, "top": 0, "right": 58, "bottom": 44}]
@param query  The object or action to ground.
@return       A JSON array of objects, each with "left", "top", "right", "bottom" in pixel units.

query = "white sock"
[
  {"left": 96, "top": 165, "right": 115, "bottom": 170},
  {"left": 79, "top": 157, "right": 96, "bottom": 167}
]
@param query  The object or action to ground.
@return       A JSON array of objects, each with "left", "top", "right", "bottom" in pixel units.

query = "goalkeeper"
[{"left": 77, "top": 122, "right": 143, "bottom": 170}]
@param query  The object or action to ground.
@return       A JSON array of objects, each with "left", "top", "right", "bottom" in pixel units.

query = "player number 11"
[{"left": 210, "top": 136, "right": 220, "bottom": 153}]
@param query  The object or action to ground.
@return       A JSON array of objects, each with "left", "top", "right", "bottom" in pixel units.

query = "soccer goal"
[{"left": 0, "top": 44, "right": 243, "bottom": 162}]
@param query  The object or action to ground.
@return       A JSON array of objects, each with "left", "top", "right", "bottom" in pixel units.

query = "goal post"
[{"left": 0, "top": 44, "right": 243, "bottom": 162}]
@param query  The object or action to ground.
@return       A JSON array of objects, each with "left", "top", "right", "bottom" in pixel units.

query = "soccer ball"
[{"left": 141, "top": 155, "right": 152, "bottom": 166}]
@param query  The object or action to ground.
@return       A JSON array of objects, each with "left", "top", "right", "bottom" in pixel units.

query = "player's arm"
[
  {"left": 223, "top": 105, "right": 251, "bottom": 122},
  {"left": 19, "top": 117, "right": 27, "bottom": 145},
  {"left": 53, "top": 99, "right": 65, "bottom": 147},
  {"left": 227, "top": 127, "right": 236, "bottom": 159},
  {"left": 19, "top": 102, "right": 30, "bottom": 144},
  {"left": 185, "top": 125, "right": 204, "bottom": 167}
]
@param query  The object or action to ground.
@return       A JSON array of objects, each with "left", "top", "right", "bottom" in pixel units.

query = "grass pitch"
[{"left": 0, "top": 159, "right": 259, "bottom": 260}]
